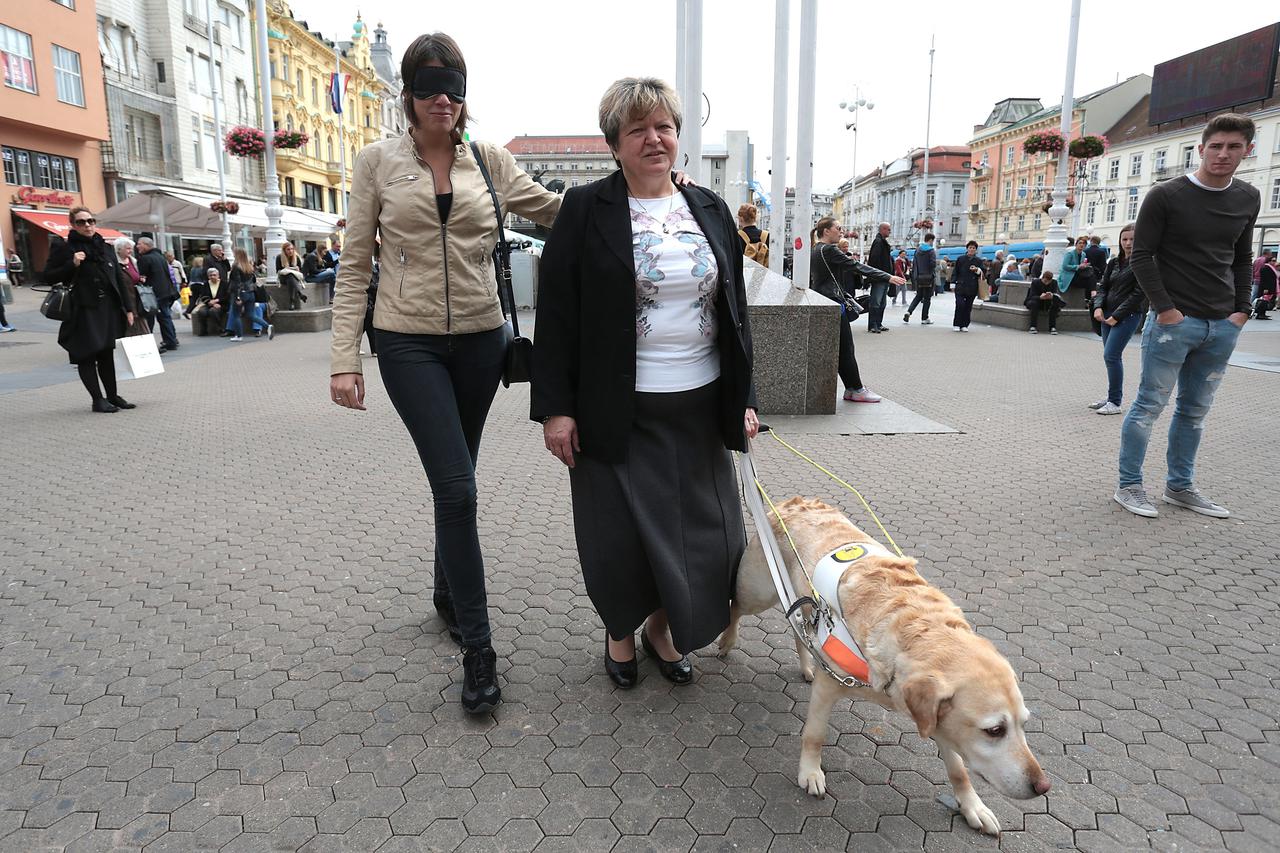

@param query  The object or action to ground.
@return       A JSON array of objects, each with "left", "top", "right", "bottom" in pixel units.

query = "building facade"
[
  {"left": 368, "top": 21, "right": 403, "bottom": 141},
  {"left": 966, "top": 76, "right": 1150, "bottom": 245},
  {"left": 1083, "top": 88, "right": 1280, "bottom": 252},
  {"left": 872, "top": 146, "right": 971, "bottom": 247},
  {"left": 266, "top": 2, "right": 381, "bottom": 218},
  {"left": 2, "top": 0, "right": 110, "bottom": 275},
  {"left": 96, "top": 0, "right": 261, "bottom": 216}
]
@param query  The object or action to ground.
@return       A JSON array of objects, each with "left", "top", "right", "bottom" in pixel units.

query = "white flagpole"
[{"left": 334, "top": 45, "right": 348, "bottom": 222}]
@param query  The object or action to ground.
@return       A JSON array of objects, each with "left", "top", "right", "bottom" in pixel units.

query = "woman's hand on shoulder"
[
  {"left": 543, "top": 416, "right": 579, "bottom": 468},
  {"left": 330, "top": 373, "right": 366, "bottom": 411}
]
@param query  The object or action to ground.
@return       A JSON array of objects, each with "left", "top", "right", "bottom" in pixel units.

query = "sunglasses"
[{"left": 73, "top": 218, "right": 96, "bottom": 226}]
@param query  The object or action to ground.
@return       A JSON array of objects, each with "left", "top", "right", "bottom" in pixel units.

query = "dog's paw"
[
  {"left": 797, "top": 765, "right": 826, "bottom": 797},
  {"left": 960, "top": 798, "right": 1000, "bottom": 836}
]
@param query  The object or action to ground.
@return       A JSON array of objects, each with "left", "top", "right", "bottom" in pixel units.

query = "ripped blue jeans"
[{"left": 1117, "top": 312, "right": 1242, "bottom": 489}]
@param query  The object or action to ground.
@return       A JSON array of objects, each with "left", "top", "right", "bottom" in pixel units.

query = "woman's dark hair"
[
  {"left": 966, "top": 239, "right": 978, "bottom": 249},
  {"left": 1117, "top": 222, "right": 1135, "bottom": 263},
  {"left": 811, "top": 217, "right": 838, "bottom": 241},
  {"left": 400, "top": 33, "right": 468, "bottom": 142}
]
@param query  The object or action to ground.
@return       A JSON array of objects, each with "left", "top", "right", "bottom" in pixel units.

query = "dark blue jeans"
[
  {"left": 155, "top": 296, "right": 179, "bottom": 348},
  {"left": 867, "top": 282, "right": 889, "bottom": 330},
  {"left": 376, "top": 325, "right": 508, "bottom": 647},
  {"left": 1100, "top": 312, "right": 1141, "bottom": 405}
]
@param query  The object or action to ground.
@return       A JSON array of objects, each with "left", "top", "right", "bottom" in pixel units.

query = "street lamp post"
[
  {"left": 204, "top": 0, "right": 232, "bottom": 255},
  {"left": 1044, "top": 0, "right": 1082, "bottom": 279},
  {"left": 839, "top": 87, "right": 873, "bottom": 254},
  {"left": 253, "top": 0, "right": 285, "bottom": 285},
  {"left": 767, "top": 0, "right": 789, "bottom": 275}
]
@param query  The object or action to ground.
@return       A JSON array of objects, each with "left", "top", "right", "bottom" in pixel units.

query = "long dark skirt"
[
  {"left": 58, "top": 297, "right": 124, "bottom": 364},
  {"left": 568, "top": 381, "right": 746, "bottom": 655}
]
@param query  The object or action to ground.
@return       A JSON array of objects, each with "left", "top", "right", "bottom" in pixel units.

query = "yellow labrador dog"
[{"left": 717, "top": 497, "right": 1051, "bottom": 835}]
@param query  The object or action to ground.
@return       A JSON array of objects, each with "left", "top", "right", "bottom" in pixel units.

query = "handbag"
[
  {"left": 40, "top": 284, "right": 75, "bottom": 321},
  {"left": 818, "top": 245, "right": 863, "bottom": 320},
  {"left": 114, "top": 333, "right": 164, "bottom": 380},
  {"left": 471, "top": 141, "right": 532, "bottom": 387},
  {"left": 137, "top": 283, "right": 159, "bottom": 313}
]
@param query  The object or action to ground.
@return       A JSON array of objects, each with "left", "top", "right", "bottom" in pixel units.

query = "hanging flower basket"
[
  {"left": 1068, "top": 135, "right": 1108, "bottom": 159},
  {"left": 335, "top": 218, "right": 347, "bottom": 229},
  {"left": 210, "top": 200, "right": 240, "bottom": 215},
  {"left": 224, "top": 126, "right": 266, "bottom": 158},
  {"left": 273, "top": 130, "right": 310, "bottom": 150},
  {"left": 1041, "top": 196, "right": 1076, "bottom": 215},
  {"left": 912, "top": 218, "right": 934, "bottom": 231},
  {"left": 1022, "top": 132, "right": 1067, "bottom": 156}
]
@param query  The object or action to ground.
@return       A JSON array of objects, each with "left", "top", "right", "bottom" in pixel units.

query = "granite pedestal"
[
  {"left": 265, "top": 282, "right": 332, "bottom": 333},
  {"left": 745, "top": 259, "right": 841, "bottom": 415},
  {"left": 976, "top": 280, "right": 1094, "bottom": 332}
]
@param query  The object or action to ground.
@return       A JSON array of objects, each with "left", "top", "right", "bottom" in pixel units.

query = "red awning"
[{"left": 12, "top": 209, "right": 126, "bottom": 240}]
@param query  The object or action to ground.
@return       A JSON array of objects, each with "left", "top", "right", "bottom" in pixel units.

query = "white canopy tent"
[{"left": 96, "top": 187, "right": 340, "bottom": 241}]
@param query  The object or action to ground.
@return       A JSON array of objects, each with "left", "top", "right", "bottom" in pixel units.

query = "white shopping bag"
[{"left": 114, "top": 334, "right": 165, "bottom": 380}]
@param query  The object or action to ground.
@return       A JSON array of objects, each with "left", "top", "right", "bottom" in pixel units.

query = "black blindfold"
[{"left": 412, "top": 66, "right": 466, "bottom": 103}]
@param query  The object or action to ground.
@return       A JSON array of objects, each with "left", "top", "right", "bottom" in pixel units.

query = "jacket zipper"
[
  {"left": 422, "top": 157, "right": 457, "bottom": 333},
  {"left": 398, "top": 247, "right": 407, "bottom": 297},
  {"left": 385, "top": 174, "right": 419, "bottom": 186}
]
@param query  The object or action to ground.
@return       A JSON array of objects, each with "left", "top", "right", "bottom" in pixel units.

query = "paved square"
[{"left": 1, "top": 286, "right": 1277, "bottom": 851}]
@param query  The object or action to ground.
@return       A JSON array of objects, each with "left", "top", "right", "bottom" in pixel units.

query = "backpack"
[{"left": 739, "top": 229, "right": 769, "bottom": 266}]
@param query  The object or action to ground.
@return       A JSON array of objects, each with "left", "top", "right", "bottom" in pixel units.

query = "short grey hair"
[
  {"left": 136, "top": 236, "right": 154, "bottom": 250},
  {"left": 113, "top": 236, "right": 134, "bottom": 255},
  {"left": 598, "top": 77, "right": 682, "bottom": 149}
]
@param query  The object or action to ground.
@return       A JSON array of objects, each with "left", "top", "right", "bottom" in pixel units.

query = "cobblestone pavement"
[{"left": 2, "top": 285, "right": 1277, "bottom": 852}]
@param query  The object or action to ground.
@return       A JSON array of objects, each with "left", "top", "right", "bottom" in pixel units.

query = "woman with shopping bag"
[{"left": 43, "top": 206, "right": 138, "bottom": 412}]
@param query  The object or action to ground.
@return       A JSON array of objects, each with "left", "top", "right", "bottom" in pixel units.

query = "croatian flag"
[{"left": 329, "top": 73, "right": 350, "bottom": 114}]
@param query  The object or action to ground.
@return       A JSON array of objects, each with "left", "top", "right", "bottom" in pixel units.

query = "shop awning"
[
  {"left": 12, "top": 209, "right": 126, "bottom": 240},
  {"left": 95, "top": 187, "right": 341, "bottom": 240}
]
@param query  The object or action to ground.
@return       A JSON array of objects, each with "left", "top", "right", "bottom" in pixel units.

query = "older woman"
[
  {"left": 43, "top": 206, "right": 136, "bottom": 411},
  {"left": 115, "top": 236, "right": 153, "bottom": 335},
  {"left": 533, "top": 77, "right": 758, "bottom": 689},
  {"left": 328, "top": 33, "right": 562, "bottom": 715}
]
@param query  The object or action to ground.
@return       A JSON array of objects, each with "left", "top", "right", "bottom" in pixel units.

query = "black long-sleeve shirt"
[{"left": 1130, "top": 176, "right": 1259, "bottom": 318}]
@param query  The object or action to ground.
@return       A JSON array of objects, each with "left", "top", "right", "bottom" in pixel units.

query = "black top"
[
  {"left": 950, "top": 253, "right": 985, "bottom": 297},
  {"left": 810, "top": 243, "right": 889, "bottom": 302},
  {"left": 737, "top": 224, "right": 762, "bottom": 250},
  {"left": 436, "top": 192, "right": 453, "bottom": 223},
  {"left": 530, "top": 171, "right": 755, "bottom": 463},
  {"left": 1093, "top": 256, "right": 1146, "bottom": 322},
  {"left": 867, "top": 233, "right": 893, "bottom": 274}
]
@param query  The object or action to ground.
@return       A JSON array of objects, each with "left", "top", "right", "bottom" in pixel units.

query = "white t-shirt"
[{"left": 628, "top": 193, "right": 721, "bottom": 393}]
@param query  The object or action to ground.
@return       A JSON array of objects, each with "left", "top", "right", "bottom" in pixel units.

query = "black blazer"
[
  {"left": 43, "top": 230, "right": 131, "bottom": 311},
  {"left": 531, "top": 171, "right": 755, "bottom": 464}
]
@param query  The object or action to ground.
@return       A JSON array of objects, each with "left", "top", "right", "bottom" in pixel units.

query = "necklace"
[{"left": 631, "top": 192, "right": 677, "bottom": 234}]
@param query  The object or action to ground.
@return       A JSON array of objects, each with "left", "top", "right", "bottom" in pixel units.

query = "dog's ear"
[{"left": 901, "top": 675, "right": 953, "bottom": 739}]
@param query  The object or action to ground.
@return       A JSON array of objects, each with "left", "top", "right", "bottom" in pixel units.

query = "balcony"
[
  {"left": 183, "top": 13, "right": 207, "bottom": 36},
  {"left": 274, "top": 147, "right": 303, "bottom": 171}
]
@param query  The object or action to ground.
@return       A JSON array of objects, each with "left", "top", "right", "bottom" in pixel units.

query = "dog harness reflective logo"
[{"left": 810, "top": 541, "right": 889, "bottom": 684}]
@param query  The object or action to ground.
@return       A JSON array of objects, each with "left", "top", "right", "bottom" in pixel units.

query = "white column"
[
  {"left": 682, "top": 0, "right": 704, "bottom": 185},
  {"left": 767, "top": 0, "right": 789, "bottom": 274},
  {"left": 791, "top": 0, "right": 817, "bottom": 290},
  {"left": 1044, "top": 0, "right": 1082, "bottom": 279},
  {"left": 921, "top": 34, "right": 935, "bottom": 242},
  {"left": 205, "top": 0, "right": 232, "bottom": 255},
  {"left": 253, "top": 0, "right": 285, "bottom": 284},
  {"left": 674, "top": 0, "right": 687, "bottom": 173}
]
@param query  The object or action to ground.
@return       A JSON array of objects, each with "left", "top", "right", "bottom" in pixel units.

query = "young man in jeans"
[{"left": 1113, "top": 114, "right": 1260, "bottom": 518}]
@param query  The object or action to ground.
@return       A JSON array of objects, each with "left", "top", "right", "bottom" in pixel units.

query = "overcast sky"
[{"left": 297, "top": 0, "right": 1279, "bottom": 191}]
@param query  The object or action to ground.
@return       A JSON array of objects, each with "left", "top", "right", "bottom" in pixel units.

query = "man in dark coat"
[
  {"left": 1084, "top": 236, "right": 1109, "bottom": 276},
  {"left": 204, "top": 243, "right": 232, "bottom": 284},
  {"left": 865, "top": 223, "right": 894, "bottom": 332},
  {"left": 136, "top": 236, "right": 179, "bottom": 352}
]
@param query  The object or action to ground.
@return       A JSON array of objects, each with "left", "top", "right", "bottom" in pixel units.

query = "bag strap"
[
  {"left": 738, "top": 228, "right": 750, "bottom": 245},
  {"left": 470, "top": 141, "right": 519, "bottom": 338}
]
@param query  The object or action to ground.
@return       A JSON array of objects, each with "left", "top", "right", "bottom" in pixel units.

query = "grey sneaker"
[
  {"left": 1095, "top": 402, "right": 1123, "bottom": 415},
  {"left": 1087, "top": 399, "right": 1108, "bottom": 410},
  {"left": 1162, "top": 486, "right": 1229, "bottom": 518},
  {"left": 1114, "top": 486, "right": 1158, "bottom": 518}
]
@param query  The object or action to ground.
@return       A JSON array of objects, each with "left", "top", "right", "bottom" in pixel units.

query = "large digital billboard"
[{"left": 1149, "top": 24, "right": 1280, "bottom": 125}]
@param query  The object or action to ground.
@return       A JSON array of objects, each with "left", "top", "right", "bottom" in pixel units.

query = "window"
[
  {"left": 63, "top": 156, "right": 78, "bottom": 191},
  {"left": 311, "top": 77, "right": 318, "bottom": 106},
  {"left": 295, "top": 70, "right": 302, "bottom": 94},
  {"left": 979, "top": 187, "right": 988, "bottom": 206},
  {"left": 977, "top": 222, "right": 986, "bottom": 237},
  {"left": 35, "top": 153, "right": 51, "bottom": 187},
  {"left": 1, "top": 25, "right": 37, "bottom": 93},
  {"left": 1107, "top": 158, "right": 1120, "bottom": 180},
  {"left": 302, "top": 181, "right": 324, "bottom": 210},
  {"left": 157, "top": 60, "right": 166, "bottom": 83},
  {"left": 222, "top": 7, "right": 244, "bottom": 49},
  {"left": 1270, "top": 177, "right": 1280, "bottom": 210},
  {"left": 1018, "top": 177, "right": 1028, "bottom": 199},
  {"left": 53, "top": 0, "right": 76, "bottom": 7},
  {"left": 15, "top": 150, "right": 32, "bottom": 184},
  {"left": 328, "top": 187, "right": 338, "bottom": 212},
  {"left": 327, "top": 137, "right": 334, "bottom": 162},
  {"left": 1033, "top": 214, "right": 1042, "bottom": 230},
  {"left": 1181, "top": 145, "right": 1196, "bottom": 170},
  {"left": 1086, "top": 200, "right": 1096, "bottom": 225},
  {"left": 1089, "top": 162, "right": 1099, "bottom": 183},
  {"left": 313, "top": 134, "right": 321, "bottom": 159},
  {"left": 1002, "top": 181, "right": 1011, "bottom": 203},
  {"left": 1105, "top": 196, "right": 1117, "bottom": 222},
  {"left": 952, "top": 186, "right": 963, "bottom": 206},
  {"left": 1002, "top": 216, "right": 1010, "bottom": 233},
  {"left": 1016, "top": 214, "right": 1025, "bottom": 232},
  {"left": 52, "top": 45, "right": 84, "bottom": 106},
  {"left": 1129, "top": 153, "right": 1142, "bottom": 177},
  {"left": 1127, "top": 188, "right": 1139, "bottom": 220},
  {"left": 1, "top": 147, "right": 14, "bottom": 184},
  {"left": 1154, "top": 149, "right": 1167, "bottom": 171},
  {"left": 1006, "top": 145, "right": 1014, "bottom": 165},
  {"left": 50, "top": 156, "right": 64, "bottom": 190},
  {"left": 282, "top": 54, "right": 289, "bottom": 81},
  {"left": 950, "top": 220, "right": 960, "bottom": 237},
  {"left": 203, "top": 119, "right": 218, "bottom": 171},
  {"left": 191, "top": 116, "right": 203, "bottom": 169},
  {"left": 196, "top": 54, "right": 212, "bottom": 95},
  {"left": 925, "top": 187, "right": 935, "bottom": 209}
]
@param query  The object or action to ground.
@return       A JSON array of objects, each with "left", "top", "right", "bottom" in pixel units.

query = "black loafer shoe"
[
  {"left": 91, "top": 399, "right": 119, "bottom": 413},
  {"left": 107, "top": 396, "right": 136, "bottom": 410},
  {"left": 433, "top": 592, "right": 463, "bottom": 644},
  {"left": 461, "top": 644, "right": 501, "bottom": 714},
  {"left": 641, "top": 629, "right": 692, "bottom": 684},
  {"left": 605, "top": 635, "right": 638, "bottom": 689}
]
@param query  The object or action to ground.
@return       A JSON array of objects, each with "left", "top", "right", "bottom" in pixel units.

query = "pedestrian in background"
[
  {"left": 6, "top": 247, "right": 22, "bottom": 287},
  {"left": 184, "top": 255, "right": 205, "bottom": 318},
  {"left": 1253, "top": 254, "right": 1276, "bottom": 319},
  {"left": 866, "top": 222, "right": 894, "bottom": 332},
  {"left": 204, "top": 243, "right": 231, "bottom": 284},
  {"left": 115, "top": 237, "right": 153, "bottom": 335},
  {"left": 137, "top": 236, "right": 179, "bottom": 353},
  {"left": 329, "top": 32, "right": 562, "bottom": 715},
  {"left": 1089, "top": 222, "right": 1144, "bottom": 415},
  {"left": 228, "top": 247, "right": 270, "bottom": 341},
  {"left": 1023, "top": 271, "right": 1063, "bottom": 334},
  {"left": 892, "top": 249, "right": 910, "bottom": 307},
  {"left": 950, "top": 239, "right": 984, "bottom": 331},
  {"left": 1085, "top": 235, "right": 1109, "bottom": 274},
  {"left": 534, "top": 76, "right": 757, "bottom": 692},
  {"left": 276, "top": 242, "right": 308, "bottom": 310},
  {"left": 45, "top": 206, "right": 137, "bottom": 412},
  {"left": 189, "top": 266, "right": 227, "bottom": 336},
  {"left": 736, "top": 203, "right": 768, "bottom": 267},
  {"left": 1113, "top": 113, "right": 1259, "bottom": 519},
  {"left": 903, "top": 232, "right": 936, "bottom": 325}
]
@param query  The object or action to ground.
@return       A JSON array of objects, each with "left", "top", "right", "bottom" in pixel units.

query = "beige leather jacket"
[{"left": 330, "top": 135, "right": 560, "bottom": 375}]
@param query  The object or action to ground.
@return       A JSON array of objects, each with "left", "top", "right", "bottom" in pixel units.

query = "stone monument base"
[{"left": 745, "top": 260, "right": 841, "bottom": 415}]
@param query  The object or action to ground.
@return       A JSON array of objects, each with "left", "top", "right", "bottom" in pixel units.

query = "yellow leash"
[{"left": 764, "top": 429, "right": 905, "bottom": 559}]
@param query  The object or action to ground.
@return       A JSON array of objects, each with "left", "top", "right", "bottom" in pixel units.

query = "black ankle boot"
[
  {"left": 91, "top": 398, "right": 119, "bottom": 413},
  {"left": 107, "top": 396, "right": 136, "bottom": 410},
  {"left": 433, "top": 592, "right": 463, "bottom": 644},
  {"left": 461, "top": 645, "right": 500, "bottom": 714}
]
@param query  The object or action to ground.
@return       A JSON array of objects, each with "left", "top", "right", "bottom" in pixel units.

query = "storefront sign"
[{"left": 13, "top": 186, "right": 77, "bottom": 207}]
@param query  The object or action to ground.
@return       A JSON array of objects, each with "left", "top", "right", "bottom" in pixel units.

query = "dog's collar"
[{"left": 810, "top": 542, "right": 889, "bottom": 685}]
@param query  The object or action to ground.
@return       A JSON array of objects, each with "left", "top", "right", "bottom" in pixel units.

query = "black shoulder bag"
[
  {"left": 817, "top": 244, "right": 864, "bottom": 320},
  {"left": 471, "top": 142, "right": 532, "bottom": 387}
]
